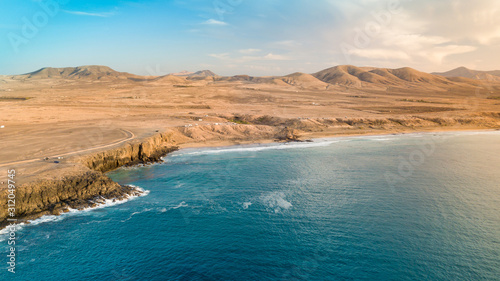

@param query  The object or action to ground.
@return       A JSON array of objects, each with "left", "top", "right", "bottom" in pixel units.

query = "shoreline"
[
  {"left": 1, "top": 123, "right": 500, "bottom": 231},
  {"left": 174, "top": 126, "right": 500, "bottom": 150}
]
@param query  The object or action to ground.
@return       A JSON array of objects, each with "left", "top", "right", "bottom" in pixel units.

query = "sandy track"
[{"left": 0, "top": 129, "right": 135, "bottom": 167}]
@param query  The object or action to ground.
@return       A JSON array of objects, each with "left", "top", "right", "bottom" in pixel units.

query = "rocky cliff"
[
  {"left": 0, "top": 133, "right": 179, "bottom": 229},
  {"left": 0, "top": 170, "right": 137, "bottom": 229}
]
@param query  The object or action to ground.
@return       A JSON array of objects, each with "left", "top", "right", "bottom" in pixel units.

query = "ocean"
[{"left": 2, "top": 131, "right": 500, "bottom": 280}]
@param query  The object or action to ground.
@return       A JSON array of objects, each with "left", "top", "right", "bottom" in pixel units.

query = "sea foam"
[
  {"left": 0, "top": 185, "right": 150, "bottom": 241},
  {"left": 168, "top": 140, "right": 340, "bottom": 158}
]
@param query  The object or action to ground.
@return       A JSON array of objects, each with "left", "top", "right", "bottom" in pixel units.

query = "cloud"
[
  {"left": 209, "top": 53, "right": 230, "bottom": 60},
  {"left": 239, "top": 49, "right": 262, "bottom": 54},
  {"left": 261, "top": 53, "right": 290, "bottom": 61},
  {"left": 347, "top": 49, "right": 412, "bottom": 61},
  {"left": 202, "top": 19, "right": 228, "bottom": 26},
  {"left": 209, "top": 51, "right": 291, "bottom": 63},
  {"left": 331, "top": 0, "right": 492, "bottom": 69},
  {"left": 63, "top": 10, "right": 115, "bottom": 17},
  {"left": 270, "top": 40, "right": 302, "bottom": 50},
  {"left": 418, "top": 45, "right": 477, "bottom": 64}
]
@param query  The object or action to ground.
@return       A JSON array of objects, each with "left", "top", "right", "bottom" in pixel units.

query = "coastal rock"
[
  {"left": 0, "top": 170, "right": 134, "bottom": 228},
  {"left": 81, "top": 133, "right": 179, "bottom": 173}
]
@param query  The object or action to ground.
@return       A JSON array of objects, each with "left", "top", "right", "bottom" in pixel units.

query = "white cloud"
[
  {"left": 63, "top": 10, "right": 115, "bottom": 17},
  {"left": 209, "top": 53, "right": 230, "bottom": 60},
  {"left": 239, "top": 49, "right": 262, "bottom": 54},
  {"left": 236, "top": 53, "right": 291, "bottom": 62},
  {"left": 332, "top": 1, "right": 489, "bottom": 70},
  {"left": 417, "top": 45, "right": 477, "bottom": 64},
  {"left": 209, "top": 51, "right": 291, "bottom": 64},
  {"left": 270, "top": 40, "right": 301, "bottom": 50},
  {"left": 348, "top": 49, "right": 411, "bottom": 61},
  {"left": 202, "top": 19, "right": 228, "bottom": 26},
  {"left": 262, "top": 53, "right": 290, "bottom": 61}
]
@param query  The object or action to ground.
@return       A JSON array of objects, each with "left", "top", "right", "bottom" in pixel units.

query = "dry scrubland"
[{"left": 1, "top": 65, "right": 500, "bottom": 227}]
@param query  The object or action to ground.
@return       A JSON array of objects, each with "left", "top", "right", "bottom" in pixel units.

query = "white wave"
[
  {"left": 121, "top": 208, "right": 153, "bottom": 222},
  {"left": 261, "top": 191, "right": 292, "bottom": 213},
  {"left": 370, "top": 138, "right": 392, "bottom": 141},
  {"left": 0, "top": 186, "right": 150, "bottom": 237},
  {"left": 27, "top": 215, "right": 65, "bottom": 226},
  {"left": 0, "top": 223, "right": 24, "bottom": 242},
  {"left": 174, "top": 183, "right": 185, "bottom": 189},
  {"left": 242, "top": 202, "right": 252, "bottom": 209},
  {"left": 169, "top": 140, "right": 340, "bottom": 157},
  {"left": 172, "top": 201, "right": 188, "bottom": 209},
  {"left": 74, "top": 185, "right": 150, "bottom": 213}
]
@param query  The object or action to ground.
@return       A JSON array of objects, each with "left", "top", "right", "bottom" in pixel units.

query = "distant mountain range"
[
  {"left": 170, "top": 70, "right": 217, "bottom": 78},
  {"left": 13, "top": 65, "right": 500, "bottom": 89},
  {"left": 23, "top": 65, "right": 138, "bottom": 80}
]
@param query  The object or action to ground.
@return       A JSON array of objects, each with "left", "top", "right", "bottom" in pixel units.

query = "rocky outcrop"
[
  {"left": 0, "top": 170, "right": 140, "bottom": 229},
  {"left": 80, "top": 133, "right": 179, "bottom": 173},
  {"left": 276, "top": 127, "right": 303, "bottom": 141}
]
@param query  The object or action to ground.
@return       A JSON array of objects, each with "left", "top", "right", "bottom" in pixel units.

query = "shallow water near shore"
[{"left": 2, "top": 131, "right": 500, "bottom": 280}]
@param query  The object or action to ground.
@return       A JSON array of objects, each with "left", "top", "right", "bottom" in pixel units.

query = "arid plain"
[{"left": 1, "top": 64, "right": 500, "bottom": 226}]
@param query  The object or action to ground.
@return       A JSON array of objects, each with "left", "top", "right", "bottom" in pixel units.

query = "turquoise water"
[{"left": 2, "top": 131, "right": 500, "bottom": 280}]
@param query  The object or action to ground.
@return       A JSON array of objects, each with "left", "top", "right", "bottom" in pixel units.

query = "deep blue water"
[{"left": 2, "top": 131, "right": 500, "bottom": 280}]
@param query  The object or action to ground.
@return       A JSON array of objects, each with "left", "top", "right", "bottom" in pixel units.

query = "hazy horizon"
[{"left": 1, "top": 0, "right": 500, "bottom": 76}]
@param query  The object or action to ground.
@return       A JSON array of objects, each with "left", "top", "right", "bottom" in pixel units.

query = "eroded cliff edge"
[{"left": 0, "top": 132, "right": 181, "bottom": 229}]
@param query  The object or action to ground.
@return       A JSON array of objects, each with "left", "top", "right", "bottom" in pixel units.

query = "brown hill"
[
  {"left": 169, "top": 70, "right": 194, "bottom": 76},
  {"left": 279, "top": 72, "right": 329, "bottom": 89},
  {"left": 187, "top": 70, "right": 218, "bottom": 81},
  {"left": 154, "top": 75, "right": 188, "bottom": 84},
  {"left": 216, "top": 75, "right": 275, "bottom": 84},
  {"left": 23, "top": 65, "right": 137, "bottom": 80},
  {"left": 433, "top": 67, "right": 500, "bottom": 82},
  {"left": 388, "top": 67, "right": 452, "bottom": 84},
  {"left": 312, "top": 65, "right": 364, "bottom": 87},
  {"left": 313, "top": 65, "right": 456, "bottom": 87}
]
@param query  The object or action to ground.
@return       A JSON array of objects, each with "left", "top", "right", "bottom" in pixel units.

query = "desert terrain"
[{"left": 1, "top": 64, "right": 500, "bottom": 226}]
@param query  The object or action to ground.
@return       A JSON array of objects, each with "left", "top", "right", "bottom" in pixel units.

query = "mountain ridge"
[{"left": 14, "top": 64, "right": 500, "bottom": 89}]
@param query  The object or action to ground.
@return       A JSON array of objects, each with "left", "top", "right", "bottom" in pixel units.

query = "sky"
[{"left": 1, "top": 0, "right": 499, "bottom": 76}]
